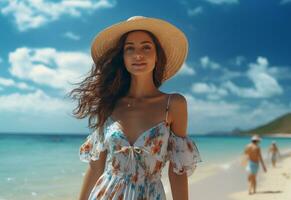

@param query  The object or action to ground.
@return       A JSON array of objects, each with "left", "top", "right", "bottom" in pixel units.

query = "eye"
[
  {"left": 124, "top": 46, "right": 134, "bottom": 51},
  {"left": 124, "top": 46, "right": 134, "bottom": 53},
  {"left": 143, "top": 45, "right": 152, "bottom": 51}
]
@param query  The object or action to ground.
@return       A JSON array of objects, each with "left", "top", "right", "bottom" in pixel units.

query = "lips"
[{"left": 132, "top": 63, "right": 147, "bottom": 66}]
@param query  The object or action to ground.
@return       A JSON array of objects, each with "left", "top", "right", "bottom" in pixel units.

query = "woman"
[
  {"left": 268, "top": 141, "right": 280, "bottom": 168},
  {"left": 69, "top": 16, "right": 201, "bottom": 200}
]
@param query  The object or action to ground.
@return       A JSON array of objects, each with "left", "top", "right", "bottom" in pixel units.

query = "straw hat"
[
  {"left": 91, "top": 16, "right": 188, "bottom": 82},
  {"left": 251, "top": 135, "right": 261, "bottom": 142}
]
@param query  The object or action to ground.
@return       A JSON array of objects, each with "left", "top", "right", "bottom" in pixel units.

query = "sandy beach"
[
  {"left": 229, "top": 152, "right": 291, "bottom": 200},
  {"left": 164, "top": 150, "right": 291, "bottom": 200}
]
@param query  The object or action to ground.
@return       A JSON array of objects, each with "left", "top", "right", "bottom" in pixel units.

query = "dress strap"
[{"left": 165, "top": 94, "right": 171, "bottom": 126}]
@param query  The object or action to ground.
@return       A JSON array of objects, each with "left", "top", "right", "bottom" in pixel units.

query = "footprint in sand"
[{"left": 282, "top": 172, "right": 290, "bottom": 179}]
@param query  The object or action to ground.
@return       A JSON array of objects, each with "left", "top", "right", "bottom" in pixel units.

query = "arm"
[
  {"left": 258, "top": 148, "right": 267, "bottom": 173},
  {"left": 244, "top": 146, "right": 249, "bottom": 156},
  {"left": 241, "top": 146, "right": 249, "bottom": 166},
  {"left": 276, "top": 146, "right": 281, "bottom": 157},
  {"left": 267, "top": 147, "right": 271, "bottom": 158},
  {"left": 169, "top": 162, "right": 188, "bottom": 200},
  {"left": 168, "top": 94, "right": 189, "bottom": 200},
  {"left": 79, "top": 151, "right": 107, "bottom": 200}
]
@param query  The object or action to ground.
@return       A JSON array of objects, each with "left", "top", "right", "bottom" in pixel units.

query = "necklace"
[
  {"left": 127, "top": 99, "right": 134, "bottom": 107},
  {"left": 127, "top": 97, "right": 136, "bottom": 108}
]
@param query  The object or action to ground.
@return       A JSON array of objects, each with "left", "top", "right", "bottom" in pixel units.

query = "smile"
[{"left": 132, "top": 63, "right": 147, "bottom": 67}]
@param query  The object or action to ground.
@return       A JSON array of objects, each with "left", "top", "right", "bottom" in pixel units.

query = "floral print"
[{"left": 80, "top": 116, "right": 201, "bottom": 200}]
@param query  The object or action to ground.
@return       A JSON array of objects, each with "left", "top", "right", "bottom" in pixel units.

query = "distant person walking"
[
  {"left": 244, "top": 135, "right": 267, "bottom": 195},
  {"left": 268, "top": 141, "right": 280, "bottom": 168}
]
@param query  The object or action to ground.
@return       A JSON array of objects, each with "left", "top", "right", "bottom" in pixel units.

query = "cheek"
[
  {"left": 146, "top": 51, "right": 157, "bottom": 61},
  {"left": 149, "top": 52, "right": 157, "bottom": 66},
  {"left": 123, "top": 55, "right": 130, "bottom": 68}
]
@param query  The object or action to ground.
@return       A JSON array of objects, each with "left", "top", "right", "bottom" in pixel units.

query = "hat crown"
[
  {"left": 127, "top": 16, "right": 146, "bottom": 21},
  {"left": 251, "top": 135, "right": 261, "bottom": 141}
]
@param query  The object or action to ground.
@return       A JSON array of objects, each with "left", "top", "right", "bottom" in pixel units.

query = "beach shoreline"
[
  {"left": 264, "top": 133, "right": 291, "bottom": 138},
  {"left": 164, "top": 149, "right": 291, "bottom": 200},
  {"left": 1, "top": 135, "right": 291, "bottom": 200},
  {"left": 229, "top": 151, "right": 291, "bottom": 200},
  {"left": 188, "top": 149, "right": 291, "bottom": 200}
]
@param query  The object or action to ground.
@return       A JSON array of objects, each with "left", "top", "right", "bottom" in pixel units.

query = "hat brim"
[
  {"left": 91, "top": 17, "right": 188, "bottom": 82},
  {"left": 251, "top": 138, "right": 261, "bottom": 141}
]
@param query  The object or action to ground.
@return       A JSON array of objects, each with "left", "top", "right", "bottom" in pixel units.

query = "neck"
[{"left": 127, "top": 75, "right": 160, "bottom": 99}]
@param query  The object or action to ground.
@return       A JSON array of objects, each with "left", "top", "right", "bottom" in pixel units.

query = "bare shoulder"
[
  {"left": 245, "top": 143, "right": 254, "bottom": 151},
  {"left": 168, "top": 93, "right": 187, "bottom": 120},
  {"left": 245, "top": 144, "right": 251, "bottom": 151},
  {"left": 168, "top": 93, "right": 188, "bottom": 137},
  {"left": 169, "top": 93, "right": 187, "bottom": 112}
]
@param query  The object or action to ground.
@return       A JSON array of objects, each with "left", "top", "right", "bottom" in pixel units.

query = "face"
[{"left": 123, "top": 31, "right": 157, "bottom": 77}]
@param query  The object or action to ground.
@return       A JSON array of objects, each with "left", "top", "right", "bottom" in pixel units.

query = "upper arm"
[
  {"left": 89, "top": 150, "right": 107, "bottom": 170},
  {"left": 258, "top": 148, "right": 263, "bottom": 159},
  {"left": 244, "top": 147, "right": 248, "bottom": 154},
  {"left": 169, "top": 93, "right": 188, "bottom": 137}
]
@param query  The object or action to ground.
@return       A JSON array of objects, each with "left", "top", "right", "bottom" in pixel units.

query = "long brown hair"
[{"left": 67, "top": 30, "right": 167, "bottom": 133}]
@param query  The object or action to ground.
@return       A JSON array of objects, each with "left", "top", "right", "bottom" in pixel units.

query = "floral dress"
[{"left": 79, "top": 95, "right": 201, "bottom": 200}]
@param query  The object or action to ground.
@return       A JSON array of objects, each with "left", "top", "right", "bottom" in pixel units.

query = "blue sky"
[{"left": 0, "top": 0, "right": 291, "bottom": 134}]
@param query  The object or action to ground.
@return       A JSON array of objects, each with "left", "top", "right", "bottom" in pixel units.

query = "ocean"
[{"left": 1, "top": 134, "right": 291, "bottom": 200}]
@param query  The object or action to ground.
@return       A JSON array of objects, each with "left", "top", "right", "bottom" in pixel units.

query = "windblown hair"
[{"left": 68, "top": 30, "right": 167, "bottom": 133}]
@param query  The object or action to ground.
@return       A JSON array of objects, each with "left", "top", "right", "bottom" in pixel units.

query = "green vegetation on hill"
[{"left": 243, "top": 113, "right": 291, "bottom": 135}]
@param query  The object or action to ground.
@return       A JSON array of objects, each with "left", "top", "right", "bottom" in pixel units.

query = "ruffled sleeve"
[
  {"left": 167, "top": 131, "right": 201, "bottom": 176},
  {"left": 79, "top": 128, "right": 107, "bottom": 163}
]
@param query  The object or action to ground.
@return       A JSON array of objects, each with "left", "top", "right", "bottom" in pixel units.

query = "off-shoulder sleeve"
[
  {"left": 79, "top": 129, "right": 107, "bottom": 163},
  {"left": 167, "top": 131, "right": 201, "bottom": 176}
]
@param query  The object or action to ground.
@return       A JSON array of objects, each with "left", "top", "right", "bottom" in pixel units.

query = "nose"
[
  {"left": 134, "top": 54, "right": 143, "bottom": 60},
  {"left": 133, "top": 49, "right": 144, "bottom": 60}
]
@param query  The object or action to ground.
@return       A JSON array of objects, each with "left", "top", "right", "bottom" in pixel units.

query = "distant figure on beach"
[
  {"left": 268, "top": 141, "right": 280, "bottom": 168},
  {"left": 69, "top": 16, "right": 201, "bottom": 200},
  {"left": 244, "top": 135, "right": 267, "bottom": 195}
]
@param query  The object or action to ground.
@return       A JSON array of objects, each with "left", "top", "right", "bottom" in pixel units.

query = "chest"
[{"left": 110, "top": 99, "right": 168, "bottom": 145}]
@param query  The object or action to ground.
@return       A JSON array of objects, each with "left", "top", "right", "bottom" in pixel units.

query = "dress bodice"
[{"left": 79, "top": 94, "right": 201, "bottom": 200}]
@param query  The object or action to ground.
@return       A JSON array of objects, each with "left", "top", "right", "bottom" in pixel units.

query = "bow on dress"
[{"left": 115, "top": 146, "right": 150, "bottom": 171}]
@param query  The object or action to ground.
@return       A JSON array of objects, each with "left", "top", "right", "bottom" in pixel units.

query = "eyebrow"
[{"left": 124, "top": 41, "right": 153, "bottom": 45}]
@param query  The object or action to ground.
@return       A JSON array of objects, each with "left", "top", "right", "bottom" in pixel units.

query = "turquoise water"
[
  {"left": 1, "top": 134, "right": 291, "bottom": 199},
  {"left": 195, "top": 135, "right": 291, "bottom": 165}
]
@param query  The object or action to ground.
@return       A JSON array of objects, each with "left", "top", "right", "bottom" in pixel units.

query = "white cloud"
[
  {"left": 184, "top": 93, "right": 291, "bottom": 134},
  {"left": 0, "top": 0, "right": 116, "bottom": 31},
  {"left": 267, "top": 66, "right": 291, "bottom": 80},
  {"left": 192, "top": 56, "right": 283, "bottom": 99},
  {"left": 280, "top": 0, "right": 291, "bottom": 4},
  {"left": 0, "top": 76, "right": 35, "bottom": 90},
  {"left": 8, "top": 47, "right": 91, "bottom": 92},
  {"left": 205, "top": 0, "right": 239, "bottom": 5},
  {"left": 191, "top": 83, "right": 211, "bottom": 93},
  {"left": 63, "top": 31, "right": 80, "bottom": 40},
  {"left": 191, "top": 82, "right": 228, "bottom": 100},
  {"left": 184, "top": 93, "right": 240, "bottom": 133},
  {"left": 234, "top": 56, "right": 245, "bottom": 66},
  {"left": 177, "top": 62, "right": 196, "bottom": 76},
  {"left": 0, "top": 89, "right": 86, "bottom": 134},
  {"left": 187, "top": 6, "right": 203, "bottom": 16},
  {"left": 0, "top": 89, "right": 70, "bottom": 113},
  {"left": 192, "top": 82, "right": 227, "bottom": 95},
  {"left": 200, "top": 56, "right": 220, "bottom": 70},
  {"left": 224, "top": 57, "right": 283, "bottom": 98},
  {"left": 220, "top": 68, "right": 243, "bottom": 81}
]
